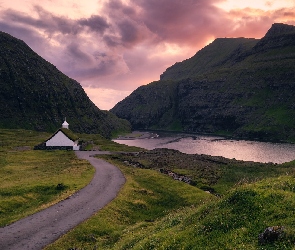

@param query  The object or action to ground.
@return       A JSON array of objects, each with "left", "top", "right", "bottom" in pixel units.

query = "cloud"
[
  {"left": 83, "top": 87, "right": 132, "bottom": 110},
  {"left": 273, "top": 8, "right": 295, "bottom": 23},
  {"left": 78, "top": 15, "right": 109, "bottom": 34},
  {"left": 1, "top": 0, "right": 295, "bottom": 110},
  {"left": 130, "top": 0, "right": 229, "bottom": 46},
  {"left": 226, "top": 7, "right": 295, "bottom": 37},
  {"left": 0, "top": 21, "right": 50, "bottom": 55},
  {"left": 3, "top": 7, "right": 78, "bottom": 36},
  {"left": 66, "top": 42, "right": 94, "bottom": 64},
  {"left": 66, "top": 51, "right": 129, "bottom": 85},
  {"left": 2, "top": 6, "right": 110, "bottom": 37}
]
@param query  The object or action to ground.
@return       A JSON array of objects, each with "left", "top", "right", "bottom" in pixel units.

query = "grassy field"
[
  {"left": 0, "top": 129, "right": 143, "bottom": 226},
  {"left": 45, "top": 156, "right": 214, "bottom": 249},
  {"left": 111, "top": 148, "right": 295, "bottom": 195},
  {"left": 0, "top": 129, "right": 95, "bottom": 226},
  {"left": 46, "top": 153, "right": 295, "bottom": 249},
  {"left": 77, "top": 132, "right": 143, "bottom": 152},
  {"left": 2, "top": 128, "right": 295, "bottom": 249},
  {"left": 46, "top": 157, "right": 295, "bottom": 249},
  {"left": 108, "top": 175, "right": 295, "bottom": 249}
]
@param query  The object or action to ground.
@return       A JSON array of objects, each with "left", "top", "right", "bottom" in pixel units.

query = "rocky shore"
[{"left": 116, "top": 131, "right": 159, "bottom": 140}]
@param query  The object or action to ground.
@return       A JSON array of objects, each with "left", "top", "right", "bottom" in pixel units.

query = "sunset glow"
[
  {"left": 216, "top": 0, "right": 295, "bottom": 11},
  {"left": 1, "top": 0, "right": 295, "bottom": 109}
]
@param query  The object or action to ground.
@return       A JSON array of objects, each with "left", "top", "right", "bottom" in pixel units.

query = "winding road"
[{"left": 0, "top": 151, "right": 125, "bottom": 250}]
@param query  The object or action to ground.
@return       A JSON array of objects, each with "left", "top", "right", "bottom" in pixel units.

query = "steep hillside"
[
  {"left": 111, "top": 23, "right": 295, "bottom": 142},
  {"left": 0, "top": 31, "right": 131, "bottom": 137},
  {"left": 110, "top": 80, "right": 180, "bottom": 130},
  {"left": 160, "top": 37, "right": 258, "bottom": 81}
]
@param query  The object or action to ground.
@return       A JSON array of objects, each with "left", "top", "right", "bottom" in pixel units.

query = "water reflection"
[{"left": 113, "top": 133, "right": 295, "bottom": 163}]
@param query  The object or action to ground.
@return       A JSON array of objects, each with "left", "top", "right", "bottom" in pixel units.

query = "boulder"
[{"left": 258, "top": 226, "right": 284, "bottom": 244}]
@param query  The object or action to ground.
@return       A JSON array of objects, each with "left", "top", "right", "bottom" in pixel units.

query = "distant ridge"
[
  {"left": 264, "top": 23, "right": 295, "bottom": 37},
  {"left": 0, "top": 31, "right": 130, "bottom": 137},
  {"left": 160, "top": 37, "right": 259, "bottom": 81},
  {"left": 111, "top": 23, "right": 295, "bottom": 142}
]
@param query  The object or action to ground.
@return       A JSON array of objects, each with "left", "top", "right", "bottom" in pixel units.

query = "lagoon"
[{"left": 114, "top": 132, "right": 295, "bottom": 164}]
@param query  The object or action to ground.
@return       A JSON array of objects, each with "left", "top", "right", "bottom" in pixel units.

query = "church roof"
[
  {"left": 45, "top": 128, "right": 79, "bottom": 142},
  {"left": 60, "top": 128, "right": 79, "bottom": 141}
]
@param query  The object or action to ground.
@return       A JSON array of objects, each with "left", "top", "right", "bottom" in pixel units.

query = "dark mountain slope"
[
  {"left": 110, "top": 80, "right": 180, "bottom": 130},
  {"left": 0, "top": 31, "right": 130, "bottom": 137},
  {"left": 160, "top": 37, "right": 258, "bottom": 81},
  {"left": 111, "top": 23, "right": 295, "bottom": 142}
]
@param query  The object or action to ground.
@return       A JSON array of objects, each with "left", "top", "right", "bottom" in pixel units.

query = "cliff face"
[
  {"left": 0, "top": 31, "right": 130, "bottom": 137},
  {"left": 111, "top": 23, "right": 295, "bottom": 141}
]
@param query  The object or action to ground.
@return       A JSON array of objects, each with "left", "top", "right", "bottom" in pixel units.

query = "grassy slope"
[
  {"left": 47, "top": 151, "right": 295, "bottom": 249},
  {"left": 0, "top": 129, "right": 95, "bottom": 226},
  {"left": 2, "top": 129, "right": 295, "bottom": 249},
  {"left": 112, "top": 148, "right": 295, "bottom": 195},
  {"left": 160, "top": 38, "right": 259, "bottom": 81},
  {"left": 111, "top": 175, "right": 295, "bottom": 250},
  {"left": 45, "top": 156, "right": 214, "bottom": 250},
  {"left": 0, "top": 129, "right": 142, "bottom": 226},
  {"left": 0, "top": 31, "right": 131, "bottom": 137},
  {"left": 77, "top": 133, "right": 143, "bottom": 152}
]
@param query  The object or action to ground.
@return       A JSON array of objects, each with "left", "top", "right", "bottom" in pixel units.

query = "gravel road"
[{"left": 0, "top": 151, "right": 125, "bottom": 250}]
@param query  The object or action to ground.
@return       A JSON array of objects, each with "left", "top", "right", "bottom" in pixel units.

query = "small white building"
[{"left": 44, "top": 119, "right": 80, "bottom": 150}]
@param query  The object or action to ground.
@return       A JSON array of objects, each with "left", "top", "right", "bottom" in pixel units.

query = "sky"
[{"left": 1, "top": 0, "right": 295, "bottom": 110}]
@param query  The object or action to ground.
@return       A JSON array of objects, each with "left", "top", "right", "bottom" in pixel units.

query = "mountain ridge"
[
  {"left": 111, "top": 23, "right": 295, "bottom": 142},
  {"left": 0, "top": 31, "right": 131, "bottom": 137}
]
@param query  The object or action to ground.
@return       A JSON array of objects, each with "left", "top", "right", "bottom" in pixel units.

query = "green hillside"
[
  {"left": 160, "top": 37, "right": 258, "bottom": 81},
  {"left": 47, "top": 149, "right": 295, "bottom": 249},
  {"left": 111, "top": 23, "right": 295, "bottom": 142},
  {"left": 0, "top": 31, "right": 130, "bottom": 138},
  {"left": 2, "top": 129, "right": 295, "bottom": 249}
]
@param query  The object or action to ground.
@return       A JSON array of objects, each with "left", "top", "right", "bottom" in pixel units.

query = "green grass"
[
  {"left": 214, "top": 161, "right": 295, "bottom": 194},
  {"left": 165, "top": 119, "right": 183, "bottom": 131},
  {"left": 3, "top": 128, "right": 295, "bottom": 249},
  {"left": 110, "top": 149, "right": 295, "bottom": 195},
  {"left": 0, "top": 128, "right": 142, "bottom": 226},
  {"left": 0, "top": 129, "right": 94, "bottom": 226},
  {"left": 139, "top": 176, "right": 295, "bottom": 250},
  {"left": 46, "top": 154, "right": 295, "bottom": 249},
  {"left": 45, "top": 156, "right": 214, "bottom": 249},
  {"left": 77, "top": 133, "right": 144, "bottom": 152},
  {"left": 265, "top": 107, "right": 295, "bottom": 126}
]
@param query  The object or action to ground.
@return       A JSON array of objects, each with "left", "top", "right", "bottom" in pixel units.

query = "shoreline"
[
  {"left": 116, "top": 131, "right": 159, "bottom": 140},
  {"left": 116, "top": 129, "right": 295, "bottom": 144}
]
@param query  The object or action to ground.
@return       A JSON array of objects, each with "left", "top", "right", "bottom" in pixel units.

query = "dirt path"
[{"left": 0, "top": 151, "right": 125, "bottom": 250}]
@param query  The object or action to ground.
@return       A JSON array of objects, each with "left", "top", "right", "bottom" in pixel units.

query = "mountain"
[
  {"left": 160, "top": 37, "right": 258, "bottom": 81},
  {"left": 111, "top": 23, "right": 295, "bottom": 142},
  {"left": 0, "top": 31, "right": 131, "bottom": 138}
]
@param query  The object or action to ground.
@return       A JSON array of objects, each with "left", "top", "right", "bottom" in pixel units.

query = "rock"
[
  {"left": 56, "top": 183, "right": 66, "bottom": 190},
  {"left": 258, "top": 226, "right": 284, "bottom": 244}
]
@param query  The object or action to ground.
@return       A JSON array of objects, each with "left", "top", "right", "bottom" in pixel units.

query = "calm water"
[{"left": 114, "top": 132, "right": 295, "bottom": 163}]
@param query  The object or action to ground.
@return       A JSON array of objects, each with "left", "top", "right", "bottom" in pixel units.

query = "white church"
[{"left": 43, "top": 119, "right": 80, "bottom": 150}]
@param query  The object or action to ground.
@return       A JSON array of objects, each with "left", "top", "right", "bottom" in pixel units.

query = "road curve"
[{"left": 0, "top": 151, "right": 125, "bottom": 250}]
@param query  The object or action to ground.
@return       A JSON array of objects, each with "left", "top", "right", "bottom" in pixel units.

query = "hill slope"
[
  {"left": 111, "top": 23, "right": 295, "bottom": 142},
  {"left": 0, "top": 31, "right": 130, "bottom": 137}
]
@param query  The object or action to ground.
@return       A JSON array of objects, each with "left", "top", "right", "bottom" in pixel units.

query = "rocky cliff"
[
  {"left": 0, "top": 31, "right": 131, "bottom": 137},
  {"left": 111, "top": 23, "right": 295, "bottom": 142}
]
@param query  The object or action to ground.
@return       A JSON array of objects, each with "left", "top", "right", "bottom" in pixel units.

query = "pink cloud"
[
  {"left": 226, "top": 7, "right": 295, "bottom": 38},
  {"left": 0, "top": 0, "right": 295, "bottom": 109},
  {"left": 134, "top": 0, "right": 228, "bottom": 44}
]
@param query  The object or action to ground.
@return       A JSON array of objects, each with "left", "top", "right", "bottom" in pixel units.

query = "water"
[{"left": 114, "top": 132, "right": 295, "bottom": 163}]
